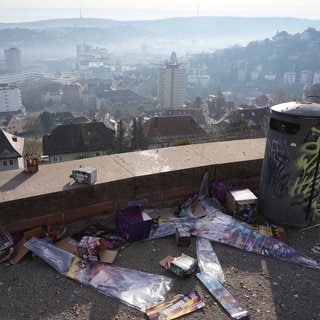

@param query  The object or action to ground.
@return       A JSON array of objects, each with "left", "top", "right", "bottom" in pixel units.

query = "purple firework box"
[
  {"left": 116, "top": 205, "right": 153, "bottom": 242},
  {"left": 210, "top": 181, "right": 230, "bottom": 205}
]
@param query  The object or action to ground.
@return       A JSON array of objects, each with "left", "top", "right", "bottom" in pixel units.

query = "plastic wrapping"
[
  {"left": 87, "top": 263, "right": 173, "bottom": 311},
  {"left": 149, "top": 216, "right": 195, "bottom": 240},
  {"left": 24, "top": 237, "right": 173, "bottom": 312},
  {"left": 196, "top": 237, "right": 225, "bottom": 283},
  {"left": 24, "top": 237, "right": 75, "bottom": 275},
  {"left": 195, "top": 201, "right": 320, "bottom": 270}
]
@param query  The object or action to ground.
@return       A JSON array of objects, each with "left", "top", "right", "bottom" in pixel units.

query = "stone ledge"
[{"left": 0, "top": 138, "right": 266, "bottom": 233}]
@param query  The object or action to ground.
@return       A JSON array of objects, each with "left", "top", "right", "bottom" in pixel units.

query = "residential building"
[
  {"left": 0, "top": 84, "right": 25, "bottom": 114},
  {"left": 51, "top": 111, "right": 75, "bottom": 126},
  {"left": 158, "top": 53, "right": 187, "bottom": 108},
  {"left": 237, "top": 69, "right": 247, "bottom": 82},
  {"left": 61, "top": 82, "right": 84, "bottom": 106},
  {"left": 4, "top": 47, "right": 22, "bottom": 73},
  {"left": 0, "top": 129, "right": 25, "bottom": 171},
  {"left": 146, "top": 107, "right": 206, "bottom": 128},
  {"left": 283, "top": 72, "right": 296, "bottom": 86},
  {"left": 2, "top": 114, "right": 26, "bottom": 135},
  {"left": 219, "top": 107, "right": 270, "bottom": 137},
  {"left": 313, "top": 72, "right": 320, "bottom": 84},
  {"left": 143, "top": 115, "right": 207, "bottom": 149},
  {"left": 252, "top": 94, "right": 274, "bottom": 108},
  {"left": 96, "top": 89, "right": 150, "bottom": 113},
  {"left": 42, "top": 122, "right": 115, "bottom": 163},
  {"left": 300, "top": 70, "right": 313, "bottom": 86},
  {"left": 187, "top": 75, "right": 210, "bottom": 87}
]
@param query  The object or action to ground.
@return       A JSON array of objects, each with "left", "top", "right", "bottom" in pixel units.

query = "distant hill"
[{"left": 0, "top": 17, "right": 319, "bottom": 61}]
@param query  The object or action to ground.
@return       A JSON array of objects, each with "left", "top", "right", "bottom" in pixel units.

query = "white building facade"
[{"left": 0, "top": 84, "right": 25, "bottom": 114}]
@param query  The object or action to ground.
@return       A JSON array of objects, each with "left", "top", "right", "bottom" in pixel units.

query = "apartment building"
[
  {"left": 0, "top": 84, "right": 25, "bottom": 114},
  {"left": 158, "top": 53, "right": 187, "bottom": 108},
  {"left": 4, "top": 47, "right": 22, "bottom": 73}
]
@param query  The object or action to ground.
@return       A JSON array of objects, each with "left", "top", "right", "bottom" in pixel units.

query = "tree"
[
  {"left": 129, "top": 117, "right": 148, "bottom": 151},
  {"left": 303, "top": 84, "right": 320, "bottom": 103},
  {"left": 114, "top": 120, "right": 129, "bottom": 153},
  {"left": 23, "top": 117, "right": 42, "bottom": 139},
  {"left": 273, "top": 86, "right": 289, "bottom": 105},
  {"left": 136, "top": 105, "right": 145, "bottom": 116},
  {"left": 194, "top": 97, "right": 202, "bottom": 108},
  {"left": 23, "top": 138, "right": 42, "bottom": 157},
  {"left": 20, "top": 87, "right": 43, "bottom": 112},
  {"left": 39, "top": 111, "right": 54, "bottom": 134},
  {"left": 216, "top": 90, "right": 226, "bottom": 110}
]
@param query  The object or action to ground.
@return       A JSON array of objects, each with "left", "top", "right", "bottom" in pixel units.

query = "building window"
[
  {"left": 96, "top": 151, "right": 101, "bottom": 156},
  {"left": 9, "top": 160, "right": 14, "bottom": 166},
  {"left": 3, "top": 160, "right": 8, "bottom": 166}
]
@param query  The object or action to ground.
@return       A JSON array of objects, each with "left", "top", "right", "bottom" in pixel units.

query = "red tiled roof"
[{"left": 144, "top": 115, "right": 206, "bottom": 139}]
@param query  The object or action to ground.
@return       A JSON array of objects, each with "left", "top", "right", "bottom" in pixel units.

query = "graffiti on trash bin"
[
  {"left": 289, "top": 126, "right": 320, "bottom": 213},
  {"left": 262, "top": 126, "right": 320, "bottom": 213},
  {"left": 263, "top": 138, "right": 291, "bottom": 198}
]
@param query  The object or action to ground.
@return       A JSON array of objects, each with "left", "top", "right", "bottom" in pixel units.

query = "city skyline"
[{"left": 1, "top": 0, "right": 320, "bottom": 23}]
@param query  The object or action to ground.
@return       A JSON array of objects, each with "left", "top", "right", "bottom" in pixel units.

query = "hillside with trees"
[
  {"left": 191, "top": 28, "right": 320, "bottom": 97},
  {"left": 0, "top": 17, "right": 319, "bottom": 61}
]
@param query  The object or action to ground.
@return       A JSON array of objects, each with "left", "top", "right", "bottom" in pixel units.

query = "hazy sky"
[{"left": 1, "top": 0, "right": 320, "bottom": 22}]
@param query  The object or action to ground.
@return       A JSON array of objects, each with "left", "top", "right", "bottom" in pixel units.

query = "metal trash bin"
[{"left": 258, "top": 100, "right": 320, "bottom": 227}]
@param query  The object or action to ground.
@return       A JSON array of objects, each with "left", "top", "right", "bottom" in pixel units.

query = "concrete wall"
[{"left": 0, "top": 138, "right": 265, "bottom": 233}]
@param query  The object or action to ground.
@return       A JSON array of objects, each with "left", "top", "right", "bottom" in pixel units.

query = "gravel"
[{"left": 1, "top": 213, "right": 320, "bottom": 320}]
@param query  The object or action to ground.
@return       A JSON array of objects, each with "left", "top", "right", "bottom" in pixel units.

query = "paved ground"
[{"left": 1, "top": 205, "right": 320, "bottom": 320}]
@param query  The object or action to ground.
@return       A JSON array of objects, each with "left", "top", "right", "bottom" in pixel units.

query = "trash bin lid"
[{"left": 271, "top": 101, "right": 320, "bottom": 118}]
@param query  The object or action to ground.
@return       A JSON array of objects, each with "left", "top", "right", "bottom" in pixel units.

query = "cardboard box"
[
  {"left": 116, "top": 206, "right": 153, "bottom": 242},
  {"left": 160, "top": 253, "right": 198, "bottom": 278},
  {"left": 55, "top": 236, "right": 118, "bottom": 264},
  {"left": 76, "top": 236, "right": 101, "bottom": 261},
  {"left": 70, "top": 166, "right": 97, "bottom": 185},
  {"left": 225, "top": 188, "right": 258, "bottom": 223},
  {"left": 175, "top": 226, "right": 191, "bottom": 246}
]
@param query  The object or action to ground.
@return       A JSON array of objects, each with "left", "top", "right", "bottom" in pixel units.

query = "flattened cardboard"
[
  {"left": 55, "top": 236, "right": 79, "bottom": 253},
  {"left": 10, "top": 227, "right": 46, "bottom": 265},
  {"left": 55, "top": 236, "right": 117, "bottom": 264},
  {"left": 192, "top": 201, "right": 207, "bottom": 218},
  {"left": 99, "top": 249, "right": 118, "bottom": 263},
  {"left": 159, "top": 255, "right": 175, "bottom": 268},
  {"left": 9, "top": 238, "right": 27, "bottom": 265}
]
